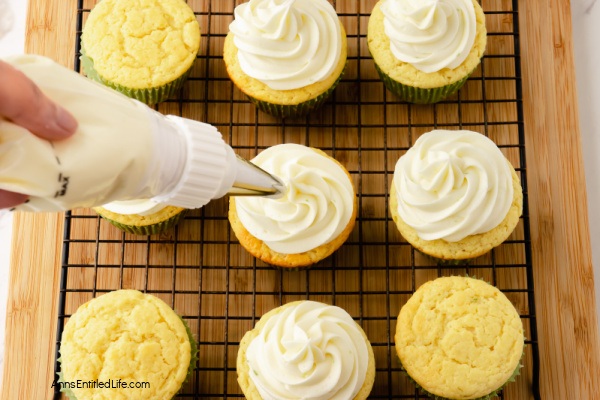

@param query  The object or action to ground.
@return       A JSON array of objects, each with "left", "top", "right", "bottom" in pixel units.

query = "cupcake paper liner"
[
  {"left": 399, "top": 359, "right": 523, "bottom": 400},
  {"left": 58, "top": 315, "right": 198, "bottom": 400},
  {"left": 97, "top": 209, "right": 188, "bottom": 236},
  {"left": 246, "top": 64, "right": 346, "bottom": 118},
  {"left": 398, "top": 275, "right": 525, "bottom": 400},
  {"left": 373, "top": 62, "right": 472, "bottom": 104},
  {"left": 80, "top": 44, "right": 194, "bottom": 105}
]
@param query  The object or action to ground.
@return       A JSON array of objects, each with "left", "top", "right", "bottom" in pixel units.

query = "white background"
[{"left": 0, "top": 0, "right": 599, "bottom": 390}]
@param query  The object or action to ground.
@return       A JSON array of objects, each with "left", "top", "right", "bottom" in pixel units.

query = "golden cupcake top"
[
  {"left": 60, "top": 290, "right": 191, "bottom": 400},
  {"left": 368, "top": 0, "right": 486, "bottom": 88},
  {"left": 237, "top": 301, "right": 376, "bottom": 400},
  {"left": 396, "top": 276, "right": 524, "bottom": 399},
  {"left": 82, "top": 0, "right": 200, "bottom": 89}
]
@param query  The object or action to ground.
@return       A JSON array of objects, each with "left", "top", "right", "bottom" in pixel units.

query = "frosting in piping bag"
[
  {"left": 229, "top": 0, "right": 343, "bottom": 90},
  {"left": 393, "top": 130, "right": 514, "bottom": 242},
  {"left": 246, "top": 301, "right": 369, "bottom": 400},
  {"left": 380, "top": 0, "right": 476, "bottom": 73},
  {"left": 235, "top": 144, "right": 354, "bottom": 254}
]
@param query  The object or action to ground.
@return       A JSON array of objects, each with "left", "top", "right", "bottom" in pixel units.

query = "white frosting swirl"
[
  {"left": 246, "top": 301, "right": 369, "bottom": 400},
  {"left": 394, "top": 130, "right": 514, "bottom": 242},
  {"left": 229, "top": 0, "right": 343, "bottom": 90},
  {"left": 235, "top": 144, "right": 354, "bottom": 254},
  {"left": 380, "top": 0, "right": 477, "bottom": 73},
  {"left": 102, "top": 199, "right": 167, "bottom": 216}
]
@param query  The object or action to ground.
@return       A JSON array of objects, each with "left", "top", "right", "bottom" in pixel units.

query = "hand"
[{"left": 0, "top": 60, "right": 78, "bottom": 209}]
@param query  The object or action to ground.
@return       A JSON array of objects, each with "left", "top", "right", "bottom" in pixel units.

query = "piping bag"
[{"left": 1, "top": 55, "right": 285, "bottom": 212}]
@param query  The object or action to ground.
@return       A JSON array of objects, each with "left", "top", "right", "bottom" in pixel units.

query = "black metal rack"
[{"left": 54, "top": 0, "right": 539, "bottom": 398}]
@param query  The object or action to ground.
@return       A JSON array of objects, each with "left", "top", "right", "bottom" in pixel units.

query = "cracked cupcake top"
[
  {"left": 60, "top": 290, "right": 191, "bottom": 400},
  {"left": 82, "top": 0, "right": 200, "bottom": 88},
  {"left": 395, "top": 276, "right": 524, "bottom": 399}
]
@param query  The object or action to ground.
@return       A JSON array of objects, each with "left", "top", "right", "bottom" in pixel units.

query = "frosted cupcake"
[
  {"left": 389, "top": 130, "right": 523, "bottom": 262},
  {"left": 368, "top": 0, "right": 486, "bottom": 104},
  {"left": 229, "top": 144, "right": 356, "bottom": 268},
  {"left": 237, "top": 301, "right": 376, "bottom": 400},
  {"left": 396, "top": 276, "right": 524, "bottom": 399},
  {"left": 94, "top": 199, "right": 187, "bottom": 236},
  {"left": 59, "top": 290, "right": 197, "bottom": 400},
  {"left": 81, "top": 0, "right": 201, "bottom": 105},
  {"left": 223, "top": 0, "right": 347, "bottom": 117}
]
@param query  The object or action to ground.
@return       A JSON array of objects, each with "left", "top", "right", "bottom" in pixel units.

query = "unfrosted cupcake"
[
  {"left": 396, "top": 276, "right": 524, "bottom": 399},
  {"left": 81, "top": 0, "right": 201, "bottom": 105},
  {"left": 94, "top": 199, "right": 187, "bottom": 235},
  {"left": 229, "top": 144, "right": 356, "bottom": 268},
  {"left": 368, "top": 0, "right": 486, "bottom": 104},
  {"left": 59, "top": 290, "right": 197, "bottom": 400},
  {"left": 237, "top": 301, "right": 376, "bottom": 400},
  {"left": 223, "top": 0, "right": 347, "bottom": 117},
  {"left": 389, "top": 130, "right": 522, "bottom": 262}
]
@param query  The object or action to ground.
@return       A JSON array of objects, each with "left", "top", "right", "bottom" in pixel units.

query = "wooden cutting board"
[{"left": 2, "top": 0, "right": 599, "bottom": 398}]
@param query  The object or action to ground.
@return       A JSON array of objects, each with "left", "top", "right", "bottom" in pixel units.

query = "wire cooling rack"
[{"left": 54, "top": 0, "right": 539, "bottom": 398}]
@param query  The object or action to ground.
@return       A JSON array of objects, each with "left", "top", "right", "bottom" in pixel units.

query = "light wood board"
[{"left": 2, "top": 0, "right": 599, "bottom": 399}]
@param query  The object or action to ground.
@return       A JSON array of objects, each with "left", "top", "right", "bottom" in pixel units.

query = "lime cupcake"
[
  {"left": 367, "top": 0, "right": 486, "bottom": 104},
  {"left": 81, "top": 0, "right": 201, "bottom": 105},
  {"left": 59, "top": 290, "right": 197, "bottom": 400},
  {"left": 94, "top": 199, "right": 188, "bottom": 235},
  {"left": 237, "top": 301, "right": 376, "bottom": 400},
  {"left": 396, "top": 276, "right": 524, "bottom": 399},
  {"left": 223, "top": 0, "right": 347, "bottom": 118},
  {"left": 389, "top": 130, "right": 523, "bottom": 263},
  {"left": 229, "top": 144, "right": 356, "bottom": 269}
]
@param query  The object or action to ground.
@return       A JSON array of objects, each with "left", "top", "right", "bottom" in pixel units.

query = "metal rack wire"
[{"left": 54, "top": 0, "right": 539, "bottom": 398}]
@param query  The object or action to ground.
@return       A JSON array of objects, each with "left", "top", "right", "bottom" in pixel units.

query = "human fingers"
[
  {"left": 0, "top": 60, "right": 78, "bottom": 140},
  {"left": 0, "top": 189, "right": 27, "bottom": 209}
]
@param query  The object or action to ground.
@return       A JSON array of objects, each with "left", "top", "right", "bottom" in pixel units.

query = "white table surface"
[
  {"left": 0, "top": 0, "right": 599, "bottom": 392},
  {"left": 0, "top": 0, "right": 27, "bottom": 388}
]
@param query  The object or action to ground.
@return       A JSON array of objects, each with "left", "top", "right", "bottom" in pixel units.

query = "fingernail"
[{"left": 56, "top": 106, "right": 78, "bottom": 136}]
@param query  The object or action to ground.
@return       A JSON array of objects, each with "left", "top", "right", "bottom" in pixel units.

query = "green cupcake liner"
[
  {"left": 373, "top": 62, "right": 472, "bottom": 104},
  {"left": 98, "top": 209, "right": 188, "bottom": 236},
  {"left": 80, "top": 44, "right": 194, "bottom": 105},
  {"left": 398, "top": 347, "right": 524, "bottom": 400},
  {"left": 246, "top": 63, "right": 346, "bottom": 118},
  {"left": 180, "top": 316, "right": 199, "bottom": 385},
  {"left": 57, "top": 313, "right": 198, "bottom": 400}
]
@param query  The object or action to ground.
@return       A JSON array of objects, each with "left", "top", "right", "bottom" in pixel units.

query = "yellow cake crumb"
[
  {"left": 82, "top": 0, "right": 200, "bottom": 89},
  {"left": 237, "top": 301, "right": 376, "bottom": 400},
  {"left": 367, "top": 0, "right": 486, "bottom": 89},
  {"left": 223, "top": 28, "right": 347, "bottom": 105},
  {"left": 396, "top": 277, "right": 524, "bottom": 399},
  {"left": 60, "top": 290, "right": 191, "bottom": 400},
  {"left": 389, "top": 164, "right": 523, "bottom": 260}
]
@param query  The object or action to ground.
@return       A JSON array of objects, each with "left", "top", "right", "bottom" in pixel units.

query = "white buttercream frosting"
[
  {"left": 229, "top": 0, "right": 343, "bottom": 90},
  {"left": 102, "top": 199, "right": 167, "bottom": 216},
  {"left": 246, "top": 301, "right": 369, "bottom": 400},
  {"left": 394, "top": 130, "right": 514, "bottom": 242},
  {"left": 235, "top": 144, "right": 354, "bottom": 254},
  {"left": 380, "top": 0, "right": 477, "bottom": 73}
]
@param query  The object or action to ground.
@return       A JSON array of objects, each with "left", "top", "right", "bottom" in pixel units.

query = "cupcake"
[
  {"left": 59, "top": 290, "right": 197, "bottom": 400},
  {"left": 237, "top": 301, "right": 376, "bottom": 400},
  {"left": 396, "top": 276, "right": 524, "bottom": 399},
  {"left": 229, "top": 143, "right": 356, "bottom": 268},
  {"left": 223, "top": 0, "right": 347, "bottom": 118},
  {"left": 94, "top": 199, "right": 187, "bottom": 235},
  {"left": 367, "top": 0, "right": 486, "bottom": 104},
  {"left": 389, "top": 130, "right": 523, "bottom": 263},
  {"left": 81, "top": 0, "right": 201, "bottom": 105}
]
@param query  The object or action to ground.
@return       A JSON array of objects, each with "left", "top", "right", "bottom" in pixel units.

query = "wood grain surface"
[{"left": 2, "top": 0, "right": 599, "bottom": 399}]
